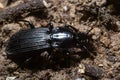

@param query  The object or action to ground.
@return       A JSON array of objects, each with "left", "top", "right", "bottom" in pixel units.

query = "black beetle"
[{"left": 6, "top": 20, "right": 92, "bottom": 63}]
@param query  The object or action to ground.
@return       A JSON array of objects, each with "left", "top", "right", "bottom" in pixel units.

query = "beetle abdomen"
[{"left": 6, "top": 28, "right": 51, "bottom": 55}]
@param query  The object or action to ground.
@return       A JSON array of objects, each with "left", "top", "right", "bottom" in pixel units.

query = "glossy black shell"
[
  {"left": 6, "top": 28, "right": 51, "bottom": 55},
  {"left": 6, "top": 27, "right": 76, "bottom": 56}
]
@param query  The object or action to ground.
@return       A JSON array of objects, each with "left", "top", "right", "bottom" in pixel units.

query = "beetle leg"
[
  {"left": 48, "top": 21, "right": 54, "bottom": 32},
  {"left": 26, "top": 21, "right": 35, "bottom": 29},
  {"left": 18, "top": 20, "right": 35, "bottom": 29},
  {"left": 83, "top": 46, "right": 95, "bottom": 58},
  {"left": 47, "top": 48, "right": 54, "bottom": 61}
]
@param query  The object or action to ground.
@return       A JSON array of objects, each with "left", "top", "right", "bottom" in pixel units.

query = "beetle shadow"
[
  {"left": 7, "top": 40, "right": 96, "bottom": 71},
  {"left": 7, "top": 51, "right": 81, "bottom": 71}
]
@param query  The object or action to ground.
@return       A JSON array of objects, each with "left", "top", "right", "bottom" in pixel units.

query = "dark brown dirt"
[{"left": 0, "top": 0, "right": 120, "bottom": 80}]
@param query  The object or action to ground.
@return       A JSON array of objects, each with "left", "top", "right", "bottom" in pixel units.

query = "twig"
[
  {"left": 0, "top": 0, "right": 47, "bottom": 23},
  {"left": 84, "top": 63, "right": 105, "bottom": 78}
]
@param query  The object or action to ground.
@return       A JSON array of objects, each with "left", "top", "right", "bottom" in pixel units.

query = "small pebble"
[
  {"left": 91, "top": 28, "right": 101, "bottom": 40},
  {"left": 96, "top": 0, "right": 106, "bottom": 6},
  {"left": 0, "top": 2, "right": 4, "bottom": 9},
  {"left": 75, "top": 77, "right": 85, "bottom": 80},
  {"left": 107, "top": 56, "right": 117, "bottom": 62},
  {"left": 43, "top": 0, "right": 51, "bottom": 8},
  {"left": 100, "top": 36, "right": 110, "bottom": 47},
  {"left": 78, "top": 64, "right": 85, "bottom": 74},
  {"left": 13, "top": 71, "right": 20, "bottom": 75},
  {"left": 98, "top": 64, "right": 104, "bottom": 67},
  {"left": 116, "top": 21, "right": 120, "bottom": 31},
  {"left": 6, "top": 77, "right": 16, "bottom": 80},
  {"left": 63, "top": 6, "right": 68, "bottom": 12}
]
